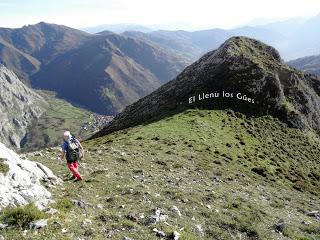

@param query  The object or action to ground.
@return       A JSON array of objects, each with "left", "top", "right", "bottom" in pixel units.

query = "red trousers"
[{"left": 67, "top": 162, "right": 82, "bottom": 180}]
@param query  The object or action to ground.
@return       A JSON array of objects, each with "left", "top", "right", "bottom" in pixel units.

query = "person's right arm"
[{"left": 58, "top": 143, "right": 66, "bottom": 164}]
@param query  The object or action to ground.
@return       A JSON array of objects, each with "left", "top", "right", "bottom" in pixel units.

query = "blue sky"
[{"left": 1, "top": 0, "right": 320, "bottom": 30}]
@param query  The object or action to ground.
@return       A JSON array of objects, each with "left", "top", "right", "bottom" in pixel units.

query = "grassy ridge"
[{"left": 2, "top": 109, "right": 320, "bottom": 239}]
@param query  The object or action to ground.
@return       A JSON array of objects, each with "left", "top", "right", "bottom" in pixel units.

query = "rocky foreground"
[
  {"left": 0, "top": 109, "right": 319, "bottom": 240},
  {"left": 0, "top": 142, "right": 60, "bottom": 211}
]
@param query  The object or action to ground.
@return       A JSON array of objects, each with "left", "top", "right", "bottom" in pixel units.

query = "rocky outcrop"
[
  {"left": 92, "top": 36, "right": 320, "bottom": 138},
  {"left": 0, "top": 142, "right": 61, "bottom": 210},
  {"left": 0, "top": 64, "right": 47, "bottom": 148}
]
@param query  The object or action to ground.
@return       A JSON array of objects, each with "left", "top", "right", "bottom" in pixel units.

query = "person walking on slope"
[{"left": 59, "top": 131, "right": 84, "bottom": 181}]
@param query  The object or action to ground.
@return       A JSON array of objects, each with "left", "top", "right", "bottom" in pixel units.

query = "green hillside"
[
  {"left": 21, "top": 91, "right": 108, "bottom": 151},
  {"left": 2, "top": 108, "right": 319, "bottom": 240}
]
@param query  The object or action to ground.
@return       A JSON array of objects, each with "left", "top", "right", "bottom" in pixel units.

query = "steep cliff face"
[
  {"left": 0, "top": 142, "right": 60, "bottom": 210},
  {"left": 92, "top": 37, "right": 320, "bottom": 138},
  {"left": 0, "top": 64, "right": 47, "bottom": 148}
]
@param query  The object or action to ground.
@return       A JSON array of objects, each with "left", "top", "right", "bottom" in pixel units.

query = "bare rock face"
[
  {"left": 0, "top": 142, "right": 61, "bottom": 210},
  {"left": 92, "top": 37, "right": 320, "bottom": 138},
  {"left": 0, "top": 64, "right": 47, "bottom": 148}
]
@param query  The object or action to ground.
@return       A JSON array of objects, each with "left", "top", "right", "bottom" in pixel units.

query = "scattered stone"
[
  {"left": 211, "top": 176, "right": 222, "bottom": 182},
  {"left": 145, "top": 209, "right": 167, "bottom": 226},
  {"left": 46, "top": 208, "right": 58, "bottom": 215},
  {"left": 34, "top": 152, "right": 43, "bottom": 157},
  {"left": 170, "top": 206, "right": 181, "bottom": 216},
  {"left": 83, "top": 218, "right": 92, "bottom": 226},
  {"left": 0, "top": 223, "right": 8, "bottom": 230},
  {"left": 153, "top": 228, "right": 166, "bottom": 237},
  {"left": 274, "top": 219, "right": 285, "bottom": 233},
  {"left": 301, "top": 220, "right": 311, "bottom": 225},
  {"left": 306, "top": 211, "right": 320, "bottom": 220},
  {"left": 72, "top": 199, "right": 92, "bottom": 209},
  {"left": 123, "top": 237, "right": 133, "bottom": 240},
  {"left": 145, "top": 215, "right": 158, "bottom": 226},
  {"left": 29, "top": 219, "right": 48, "bottom": 230},
  {"left": 0, "top": 235, "right": 4, "bottom": 240},
  {"left": 172, "top": 231, "right": 181, "bottom": 240},
  {"left": 194, "top": 224, "right": 204, "bottom": 236},
  {"left": 61, "top": 228, "right": 68, "bottom": 233},
  {"left": 119, "top": 204, "right": 125, "bottom": 208},
  {"left": 105, "top": 196, "right": 114, "bottom": 202},
  {"left": 122, "top": 188, "right": 134, "bottom": 195},
  {"left": 157, "top": 230, "right": 166, "bottom": 237},
  {"left": 97, "top": 204, "right": 104, "bottom": 209}
]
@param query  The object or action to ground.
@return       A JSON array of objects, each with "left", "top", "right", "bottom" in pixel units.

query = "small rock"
[
  {"left": 61, "top": 228, "right": 68, "bottom": 233},
  {"left": 173, "top": 231, "right": 181, "bottom": 240},
  {"left": 274, "top": 219, "right": 285, "bottom": 233},
  {"left": 0, "top": 235, "right": 4, "bottom": 240},
  {"left": 211, "top": 176, "right": 222, "bottom": 182},
  {"left": 30, "top": 219, "right": 48, "bottom": 230},
  {"left": 46, "top": 208, "right": 58, "bottom": 215},
  {"left": 72, "top": 199, "right": 91, "bottom": 209},
  {"left": 83, "top": 218, "right": 92, "bottom": 226},
  {"left": 306, "top": 211, "right": 320, "bottom": 220},
  {"left": 195, "top": 224, "right": 204, "bottom": 236},
  {"left": 97, "top": 204, "right": 104, "bottom": 209},
  {"left": 0, "top": 223, "right": 8, "bottom": 230},
  {"left": 301, "top": 220, "right": 311, "bottom": 225},
  {"left": 153, "top": 228, "right": 166, "bottom": 237},
  {"left": 119, "top": 204, "right": 125, "bottom": 209},
  {"left": 105, "top": 196, "right": 114, "bottom": 202},
  {"left": 145, "top": 215, "right": 158, "bottom": 226},
  {"left": 157, "top": 230, "right": 166, "bottom": 237},
  {"left": 170, "top": 205, "right": 181, "bottom": 216},
  {"left": 123, "top": 237, "right": 133, "bottom": 240},
  {"left": 145, "top": 208, "right": 167, "bottom": 226},
  {"left": 123, "top": 188, "right": 134, "bottom": 194}
]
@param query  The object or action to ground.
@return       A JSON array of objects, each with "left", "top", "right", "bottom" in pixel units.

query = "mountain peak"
[
  {"left": 92, "top": 37, "right": 320, "bottom": 139},
  {"left": 222, "top": 36, "right": 281, "bottom": 61},
  {"left": 205, "top": 36, "right": 282, "bottom": 67}
]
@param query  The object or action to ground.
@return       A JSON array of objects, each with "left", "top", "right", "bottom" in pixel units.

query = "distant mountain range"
[
  {"left": 85, "top": 14, "right": 320, "bottom": 60},
  {"left": 0, "top": 22, "right": 189, "bottom": 115},
  {"left": 1, "top": 15, "right": 320, "bottom": 116},
  {"left": 288, "top": 55, "right": 320, "bottom": 76},
  {"left": 82, "top": 24, "right": 153, "bottom": 34}
]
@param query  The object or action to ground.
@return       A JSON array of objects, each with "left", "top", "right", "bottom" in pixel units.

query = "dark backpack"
[{"left": 66, "top": 137, "right": 80, "bottom": 163}]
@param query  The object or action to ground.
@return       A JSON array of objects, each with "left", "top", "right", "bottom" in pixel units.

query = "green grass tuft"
[
  {"left": 0, "top": 158, "right": 9, "bottom": 175},
  {"left": 0, "top": 203, "right": 47, "bottom": 228}
]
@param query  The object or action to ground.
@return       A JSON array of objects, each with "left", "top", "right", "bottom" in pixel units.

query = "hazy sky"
[{"left": 1, "top": 0, "right": 319, "bottom": 30}]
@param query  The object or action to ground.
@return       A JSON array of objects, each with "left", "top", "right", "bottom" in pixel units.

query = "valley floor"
[{"left": 1, "top": 109, "right": 320, "bottom": 240}]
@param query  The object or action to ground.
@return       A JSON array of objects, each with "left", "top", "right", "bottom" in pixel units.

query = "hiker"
[{"left": 59, "top": 131, "right": 84, "bottom": 181}]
